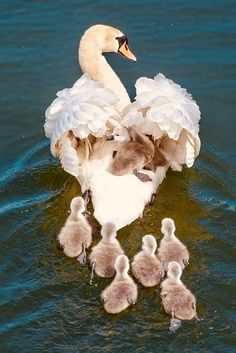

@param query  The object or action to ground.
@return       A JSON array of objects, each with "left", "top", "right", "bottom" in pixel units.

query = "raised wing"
[
  {"left": 44, "top": 74, "right": 120, "bottom": 176},
  {"left": 122, "top": 73, "right": 201, "bottom": 170}
]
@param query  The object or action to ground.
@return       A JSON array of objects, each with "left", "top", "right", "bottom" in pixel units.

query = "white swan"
[{"left": 44, "top": 24, "right": 201, "bottom": 230}]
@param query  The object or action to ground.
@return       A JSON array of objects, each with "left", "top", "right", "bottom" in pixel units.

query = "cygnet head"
[
  {"left": 79, "top": 24, "right": 136, "bottom": 63},
  {"left": 106, "top": 127, "right": 130, "bottom": 142},
  {"left": 101, "top": 222, "right": 117, "bottom": 242},
  {"left": 70, "top": 196, "right": 85, "bottom": 215},
  {"left": 161, "top": 218, "right": 176, "bottom": 240},
  {"left": 115, "top": 254, "right": 129, "bottom": 274},
  {"left": 167, "top": 261, "right": 182, "bottom": 281},
  {"left": 142, "top": 234, "right": 157, "bottom": 255}
]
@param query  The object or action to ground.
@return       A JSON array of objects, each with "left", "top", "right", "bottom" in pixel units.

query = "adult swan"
[{"left": 44, "top": 25, "right": 201, "bottom": 230}]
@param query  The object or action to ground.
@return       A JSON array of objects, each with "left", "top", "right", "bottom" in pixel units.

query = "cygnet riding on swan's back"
[
  {"left": 106, "top": 126, "right": 155, "bottom": 180},
  {"left": 44, "top": 24, "right": 201, "bottom": 230}
]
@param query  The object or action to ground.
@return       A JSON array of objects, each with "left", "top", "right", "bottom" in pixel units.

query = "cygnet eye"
[{"left": 115, "top": 134, "right": 120, "bottom": 136}]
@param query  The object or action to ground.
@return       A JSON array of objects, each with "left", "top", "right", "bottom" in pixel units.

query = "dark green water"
[{"left": 0, "top": 1, "right": 235, "bottom": 352}]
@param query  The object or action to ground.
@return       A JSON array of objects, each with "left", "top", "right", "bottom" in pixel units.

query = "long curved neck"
[{"left": 79, "top": 37, "right": 130, "bottom": 112}]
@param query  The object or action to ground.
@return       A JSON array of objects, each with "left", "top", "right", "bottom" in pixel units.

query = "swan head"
[
  {"left": 167, "top": 261, "right": 182, "bottom": 281},
  {"left": 70, "top": 196, "right": 85, "bottom": 215},
  {"left": 115, "top": 254, "right": 129, "bottom": 274},
  {"left": 79, "top": 24, "right": 136, "bottom": 61},
  {"left": 142, "top": 234, "right": 157, "bottom": 255},
  {"left": 106, "top": 127, "right": 130, "bottom": 142},
  {"left": 161, "top": 217, "right": 176, "bottom": 240},
  {"left": 101, "top": 222, "right": 117, "bottom": 241}
]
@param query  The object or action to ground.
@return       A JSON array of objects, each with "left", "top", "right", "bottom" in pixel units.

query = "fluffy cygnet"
[
  {"left": 158, "top": 218, "right": 189, "bottom": 271},
  {"left": 131, "top": 234, "right": 164, "bottom": 287},
  {"left": 161, "top": 261, "right": 199, "bottom": 331},
  {"left": 89, "top": 223, "right": 124, "bottom": 278},
  {"left": 106, "top": 126, "right": 155, "bottom": 179},
  {"left": 57, "top": 196, "right": 92, "bottom": 264},
  {"left": 145, "top": 139, "right": 168, "bottom": 171},
  {"left": 101, "top": 255, "right": 138, "bottom": 314}
]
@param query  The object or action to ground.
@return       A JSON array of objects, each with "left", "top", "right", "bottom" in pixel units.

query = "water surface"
[{"left": 0, "top": 1, "right": 236, "bottom": 352}]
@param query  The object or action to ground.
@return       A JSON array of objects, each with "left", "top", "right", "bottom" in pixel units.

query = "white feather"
[
  {"left": 44, "top": 74, "right": 121, "bottom": 160},
  {"left": 44, "top": 74, "right": 119, "bottom": 138},
  {"left": 185, "top": 133, "right": 196, "bottom": 168},
  {"left": 90, "top": 171, "right": 155, "bottom": 230},
  {"left": 123, "top": 73, "right": 201, "bottom": 170},
  {"left": 57, "top": 134, "right": 80, "bottom": 177}
]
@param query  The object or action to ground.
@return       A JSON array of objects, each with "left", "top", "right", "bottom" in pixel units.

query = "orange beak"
[{"left": 118, "top": 42, "right": 136, "bottom": 62}]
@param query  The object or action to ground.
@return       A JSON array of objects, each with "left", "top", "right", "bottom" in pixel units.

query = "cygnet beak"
[{"left": 106, "top": 135, "right": 115, "bottom": 141}]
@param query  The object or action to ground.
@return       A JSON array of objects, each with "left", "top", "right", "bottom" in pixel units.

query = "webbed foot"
[
  {"left": 77, "top": 243, "right": 87, "bottom": 265},
  {"left": 127, "top": 298, "right": 136, "bottom": 305},
  {"left": 101, "top": 296, "right": 106, "bottom": 304},
  {"left": 149, "top": 193, "right": 157, "bottom": 205},
  {"left": 183, "top": 259, "right": 189, "bottom": 267},
  {"left": 169, "top": 318, "right": 181, "bottom": 332},
  {"left": 82, "top": 210, "right": 91, "bottom": 218},
  {"left": 57, "top": 243, "right": 64, "bottom": 252},
  {"left": 77, "top": 251, "right": 87, "bottom": 265},
  {"left": 82, "top": 189, "right": 91, "bottom": 206},
  {"left": 89, "top": 261, "right": 96, "bottom": 284},
  {"left": 160, "top": 272, "right": 165, "bottom": 280},
  {"left": 133, "top": 169, "right": 152, "bottom": 182}
]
